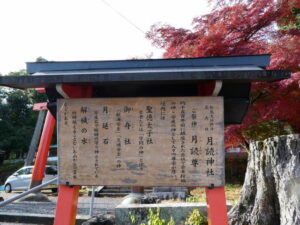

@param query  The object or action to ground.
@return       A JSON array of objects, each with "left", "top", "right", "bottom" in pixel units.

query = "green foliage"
[
  {"left": 35, "top": 56, "right": 48, "bottom": 62},
  {"left": 186, "top": 195, "right": 202, "bottom": 203},
  {"left": 7, "top": 69, "right": 29, "bottom": 76},
  {"left": 0, "top": 83, "right": 47, "bottom": 158},
  {"left": 129, "top": 208, "right": 208, "bottom": 225},
  {"left": 185, "top": 209, "right": 207, "bottom": 225},
  {"left": 141, "top": 208, "right": 174, "bottom": 225},
  {"left": 242, "top": 119, "right": 294, "bottom": 141},
  {"left": 279, "top": 7, "right": 300, "bottom": 30},
  {"left": 130, "top": 208, "right": 175, "bottom": 225},
  {"left": 0, "top": 161, "right": 23, "bottom": 184}
]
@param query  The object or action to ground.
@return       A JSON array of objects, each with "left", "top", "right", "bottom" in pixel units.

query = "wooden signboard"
[{"left": 57, "top": 97, "right": 224, "bottom": 187}]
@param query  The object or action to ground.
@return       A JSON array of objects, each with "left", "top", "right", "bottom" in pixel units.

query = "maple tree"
[
  {"left": 146, "top": 0, "right": 300, "bottom": 147},
  {"left": 147, "top": 1, "right": 300, "bottom": 223}
]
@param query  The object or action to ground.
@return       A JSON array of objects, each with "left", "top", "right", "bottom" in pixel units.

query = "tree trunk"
[{"left": 229, "top": 134, "right": 300, "bottom": 225}]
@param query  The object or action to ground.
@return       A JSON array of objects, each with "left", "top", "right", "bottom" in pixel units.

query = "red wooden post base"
[
  {"left": 54, "top": 185, "right": 81, "bottom": 225},
  {"left": 206, "top": 187, "right": 228, "bottom": 225}
]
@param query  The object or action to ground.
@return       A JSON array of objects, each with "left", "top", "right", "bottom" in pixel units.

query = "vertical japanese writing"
[
  {"left": 102, "top": 105, "right": 110, "bottom": 146},
  {"left": 160, "top": 101, "right": 166, "bottom": 120},
  {"left": 170, "top": 101, "right": 177, "bottom": 179},
  {"left": 80, "top": 106, "right": 89, "bottom": 145},
  {"left": 190, "top": 106, "right": 201, "bottom": 169},
  {"left": 204, "top": 105, "right": 209, "bottom": 131},
  {"left": 123, "top": 105, "right": 133, "bottom": 146},
  {"left": 94, "top": 111, "right": 100, "bottom": 178},
  {"left": 71, "top": 111, "right": 77, "bottom": 179},
  {"left": 64, "top": 102, "right": 68, "bottom": 125},
  {"left": 59, "top": 97, "right": 223, "bottom": 187},
  {"left": 191, "top": 108, "right": 197, "bottom": 128},
  {"left": 180, "top": 101, "right": 186, "bottom": 183},
  {"left": 206, "top": 136, "right": 215, "bottom": 176},
  {"left": 115, "top": 110, "right": 122, "bottom": 168},
  {"left": 209, "top": 105, "right": 214, "bottom": 131},
  {"left": 146, "top": 106, "right": 153, "bottom": 145},
  {"left": 190, "top": 107, "right": 201, "bottom": 168},
  {"left": 138, "top": 110, "right": 144, "bottom": 170},
  {"left": 205, "top": 105, "right": 215, "bottom": 177}
]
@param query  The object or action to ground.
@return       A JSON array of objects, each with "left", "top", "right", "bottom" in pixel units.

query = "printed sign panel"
[{"left": 57, "top": 97, "right": 224, "bottom": 187}]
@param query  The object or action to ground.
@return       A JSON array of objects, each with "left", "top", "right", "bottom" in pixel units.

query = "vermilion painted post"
[
  {"left": 54, "top": 85, "right": 93, "bottom": 225},
  {"left": 205, "top": 187, "right": 228, "bottom": 225},
  {"left": 197, "top": 82, "right": 228, "bottom": 225},
  {"left": 29, "top": 111, "right": 56, "bottom": 188},
  {"left": 54, "top": 185, "right": 81, "bottom": 225}
]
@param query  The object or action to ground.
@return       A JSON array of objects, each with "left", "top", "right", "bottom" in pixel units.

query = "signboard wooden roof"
[{"left": 0, "top": 55, "right": 290, "bottom": 89}]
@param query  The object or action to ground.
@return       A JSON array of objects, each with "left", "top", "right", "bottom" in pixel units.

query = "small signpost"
[{"left": 57, "top": 97, "right": 224, "bottom": 187}]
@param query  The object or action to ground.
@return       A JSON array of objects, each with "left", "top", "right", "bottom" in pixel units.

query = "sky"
[{"left": 0, "top": 0, "right": 210, "bottom": 75}]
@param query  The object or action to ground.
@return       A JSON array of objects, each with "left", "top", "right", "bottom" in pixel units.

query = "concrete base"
[{"left": 115, "top": 202, "right": 232, "bottom": 225}]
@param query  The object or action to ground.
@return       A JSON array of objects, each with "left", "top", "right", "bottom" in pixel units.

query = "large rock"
[{"left": 120, "top": 193, "right": 144, "bottom": 205}]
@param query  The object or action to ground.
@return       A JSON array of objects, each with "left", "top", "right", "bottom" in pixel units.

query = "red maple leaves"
[{"left": 147, "top": 0, "right": 300, "bottom": 147}]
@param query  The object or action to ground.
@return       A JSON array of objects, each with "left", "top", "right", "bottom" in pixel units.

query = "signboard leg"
[
  {"left": 205, "top": 187, "right": 228, "bottom": 225},
  {"left": 54, "top": 84, "right": 93, "bottom": 225},
  {"left": 29, "top": 111, "right": 56, "bottom": 188},
  {"left": 54, "top": 185, "right": 80, "bottom": 225}
]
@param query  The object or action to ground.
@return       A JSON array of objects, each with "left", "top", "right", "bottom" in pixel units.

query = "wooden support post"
[
  {"left": 54, "top": 185, "right": 81, "bottom": 225},
  {"left": 54, "top": 84, "right": 93, "bottom": 225},
  {"left": 24, "top": 110, "right": 46, "bottom": 167},
  {"left": 29, "top": 111, "right": 56, "bottom": 188},
  {"left": 206, "top": 187, "right": 228, "bottom": 225}
]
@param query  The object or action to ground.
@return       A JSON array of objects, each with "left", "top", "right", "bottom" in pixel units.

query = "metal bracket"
[
  {"left": 208, "top": 184, "right": 215, "bottom": 189},
  {"left": 65, "top": 182, "right": 74, "bottom": 188}
]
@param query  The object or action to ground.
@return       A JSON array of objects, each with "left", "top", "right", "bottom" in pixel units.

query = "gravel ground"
[
  {"left": 0, "top": 191, "right": 122, "bottom": 216},
  {"left": 0, "top": 200, "right": 121, "bottom": 215},
  {"left": 0, "top": 223, "right": 39, "bottom": 225}
]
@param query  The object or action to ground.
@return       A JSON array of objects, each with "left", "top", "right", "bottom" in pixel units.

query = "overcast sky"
[{"left": 0, "top": 0, "right": 210, "bottom": 74}]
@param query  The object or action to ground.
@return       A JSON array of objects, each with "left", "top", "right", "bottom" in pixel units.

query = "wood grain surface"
[{"left": 57, "top": 97, "right": 224, "bottom": 187}]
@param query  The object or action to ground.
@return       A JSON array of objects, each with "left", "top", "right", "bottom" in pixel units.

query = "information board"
[{"left": 57, "top": 97, "right": 224, "bottom": 187}]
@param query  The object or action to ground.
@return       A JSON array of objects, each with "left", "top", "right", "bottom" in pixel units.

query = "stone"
[
  {"left": 140, "top": 195, "right": 160, "bottom": 204},
  {"left": 149, "top": 187, "right": 187, "bottom": 200},
  {"left": 81, "top": 213, "right": 115, "bottom": 225},
  {"left": 18, "top": 193, "right": 50, "bottom": 202},
  {"left": 120, "top": 193, "right": 144, "bottom": 205}
]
